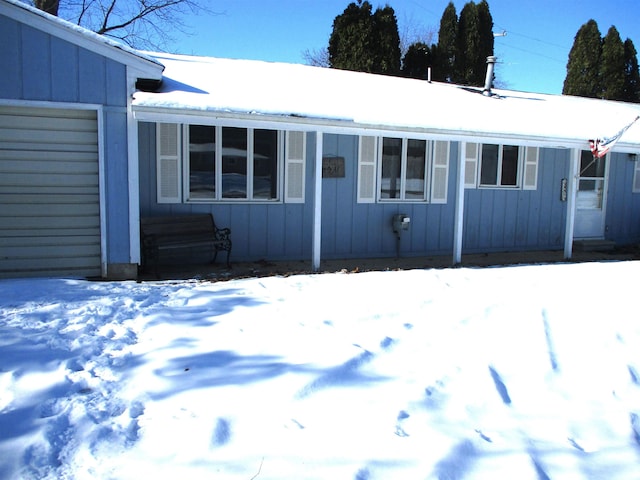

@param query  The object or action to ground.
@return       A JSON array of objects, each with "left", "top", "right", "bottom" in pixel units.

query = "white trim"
[
  {"left": 564, "top": 149, "right": 580, "bottom": 259},
  {"left": 95, "top": 106, "right": 108, "bottom": 277},
  {"left": 0, "top": 98, "right": 103, "bottom": 112},
  {"left": 1, "top": 0, "right": 163, "bottom": 80},
  {"left": 126, "top": 69, "right": 141, "bottom": 264},
  {"left": 312, "top": 132, "right": 323, "bottom": 271},
  {"left": 133, "top": 107, "right": 640, "bottom": 153},
  {"left": 454, "top": 144, "right": 466, "bottom": 265}
]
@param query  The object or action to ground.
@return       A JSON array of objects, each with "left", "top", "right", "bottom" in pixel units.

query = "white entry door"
[{"left": 574, "top": 150, "right": 608, "bottom": 239}]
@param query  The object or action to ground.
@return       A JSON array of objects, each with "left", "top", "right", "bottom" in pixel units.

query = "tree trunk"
[{"left": 34, "top": 0, "right": 60, "bottom": 16}]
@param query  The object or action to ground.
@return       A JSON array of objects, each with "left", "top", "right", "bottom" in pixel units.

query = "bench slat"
[{"left": 140, "top": 214, "right": 231, "bottom": 276}]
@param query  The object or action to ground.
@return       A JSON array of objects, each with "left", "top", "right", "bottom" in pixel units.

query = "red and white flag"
[{"left": 589, "top": 115, "right": 640, "bottom": 158}]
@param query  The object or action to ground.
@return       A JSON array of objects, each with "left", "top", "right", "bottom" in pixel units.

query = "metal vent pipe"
[{"left": 483, "top": 56, "right": 497, "bottom": 96}]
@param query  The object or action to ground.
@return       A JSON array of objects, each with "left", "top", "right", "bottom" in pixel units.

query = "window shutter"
[
  {"left": 522, "top": 146, "right": 539, "bottom": 190},
  {"left": 285, "top": 131, "right": 306, "bottom": 203},
  {"left": 358, "top": 136, "right": 377, "bottom": 203},
  {"left": 156, "top": 123, "right": 181, "bottom": 204},
  {"left": 464, "top": 142, "right": 479, "bottom": 188},
  {"left": 431, "top": 141, "right": 450, "bottom": 204}
]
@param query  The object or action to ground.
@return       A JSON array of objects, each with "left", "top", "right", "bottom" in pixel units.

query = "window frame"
[
  {"left": 183, "top": 125, "right": 283, "bottom": 203},
  {"left": 377, "top": 136, "right": 432, "bottom": 203},
  {"left": 478, "top": 143, "right": 522, "bottom": 188}
]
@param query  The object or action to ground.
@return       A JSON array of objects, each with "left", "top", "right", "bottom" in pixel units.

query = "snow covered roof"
[
  {"left": 133, "top": 52, "right": 640, "bottom": 151},
  {"left": 1, "top": 0, "right": 163, "bottom": 80}
]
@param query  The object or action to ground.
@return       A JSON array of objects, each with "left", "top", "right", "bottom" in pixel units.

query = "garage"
[{"left": 0, "top": 105, "right": 101, "bottom": 278}]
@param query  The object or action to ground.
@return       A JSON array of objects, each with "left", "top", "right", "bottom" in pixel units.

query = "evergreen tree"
[
  {"left": 623, "top": 39, "right": 640, "bottom": 103},
  {"left": 453, "top": 1, "right": 494, "bottom": 86},
  {"left": 434, "top": 2, "right": 458, "bottom": 82},
  {"left": 456, "top": 2, "right": 480, "bottom": 84},
  {"left": 476, "top": 1, "right": 495, "bottom": 82},
  {"left": 401, "top": 42, "right": 433, "bottom": 79},
  {"left": 563, "top": 20, "right": 603, "bottom": 98},
  {"left": 329, "top": 1, "right": 376, "bottom": 73},
  {"left": 372, "top": 5, "right": 402, "bottom": 75},
  {"left": 328, "top": 1, "right": 401, "bottom": 75},
  {"left": 601, "top": 26, "right": 625, "bottom": 100}
]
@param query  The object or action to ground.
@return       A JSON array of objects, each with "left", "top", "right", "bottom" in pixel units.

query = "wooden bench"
[{"left": 140, "top": 214, "right": 232, "bottom": 275}]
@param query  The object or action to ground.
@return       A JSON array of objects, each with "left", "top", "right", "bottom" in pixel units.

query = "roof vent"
[{"left": 482, "top": 56, "right": 497, "bottom": 96}]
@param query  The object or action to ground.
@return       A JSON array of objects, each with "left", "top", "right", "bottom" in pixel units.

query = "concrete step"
[{"left": 573, "top": 239, "right": 616, "bottom": 252}]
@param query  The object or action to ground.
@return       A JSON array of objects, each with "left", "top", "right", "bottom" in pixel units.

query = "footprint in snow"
[
  {"left": 212, "top": 418, "right": 232, "bottom": 447},
  {"left": 395, "top": 410, "right": 410, "bottom": 437}
]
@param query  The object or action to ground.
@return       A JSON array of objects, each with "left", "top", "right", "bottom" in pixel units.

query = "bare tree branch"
[{"left": 29, "top": 0, "right": 218, "bottom": 51}]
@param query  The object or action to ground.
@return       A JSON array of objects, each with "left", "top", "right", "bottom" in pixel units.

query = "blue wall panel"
[
  {"left": 21, "top": 26, "right": 51, "bottom": 100},
  {"left": 2, "top": 16, "right": 127, "bottom": 107},
  {"left": 0, "top": 15, "right": 21, "bottom": 98},
  {"left": 463, "top": 147, "right": 569, "bottom": 253},
  {"left": 51, "top": 37, "right": 79, "bottom": 102},
  {"left": 319, "top": 135, "right": 457, "bottom": 260},
  {"left": 104, "top": 109, "right": 130, "bottom": 263},
  {"left": 606, "top": 152, "right": 640, "bottom": 245}
]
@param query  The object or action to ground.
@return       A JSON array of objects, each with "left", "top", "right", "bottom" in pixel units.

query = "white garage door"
[{"left": 0, "top": 106, "right": 101, "bottom": 278}]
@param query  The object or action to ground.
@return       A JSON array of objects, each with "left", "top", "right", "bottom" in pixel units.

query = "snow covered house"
[{"left": 3, "top": 0, "right": 640, "bottom": 279}]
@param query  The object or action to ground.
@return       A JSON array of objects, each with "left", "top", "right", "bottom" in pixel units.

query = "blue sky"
[{"left": 172, "top": 0, "right": 640, "bottom": 95}]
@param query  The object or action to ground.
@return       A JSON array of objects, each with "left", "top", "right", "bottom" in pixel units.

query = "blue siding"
[
  {"left": 463, "top": 148, "right": 569, "bottom": 253},
  {"left": 1, "top": 18, "right": 126, "bottom": 106},
  {"left": 0, "top": 14, "right": 21, "bottom": 98},
  {"left": 606, "top": 152, "right": 640, "bottom": 245},
  {"left": 137, "top": 123, "right": 314, "bottom": 262},
  {"left": 2, "top": 13, "right": 133, "bottom": 270},
  {"left": 104, "top": 109, "right": 130, "bottom": 263},
  {"left": 320, "top": 135, "right": 457, "bottom": 260}
]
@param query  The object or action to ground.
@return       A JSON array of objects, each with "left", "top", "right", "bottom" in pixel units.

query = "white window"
[
  {"left": 361, "top": 136, "right": 449, "bottom": 203},
  {"left": 464, "top": 142, "right": 539, "bottom": 190},
  {"left": 480, "top": 144, "right": 520, "bottom": 187},
  {"left": 156, "top": 123, "right": 305, "bottom": 204}
]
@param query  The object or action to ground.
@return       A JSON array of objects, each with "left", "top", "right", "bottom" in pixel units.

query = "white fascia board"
[
  {"left": 1, "top": 0, "right": 163, "bottom": 81},
  {"left": 132, "top": 106, "right": 623, "bottom": 151}
]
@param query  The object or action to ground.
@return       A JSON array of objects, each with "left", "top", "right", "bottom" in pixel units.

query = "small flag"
[{"left": 589, "top": 115, "right": 639, "bottom": 158}]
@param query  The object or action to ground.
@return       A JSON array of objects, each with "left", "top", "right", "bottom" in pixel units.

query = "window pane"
[
  {"left": 254, "top": 129, "right": 278, "bottom": 199},
  {"left": 501, "top": 145, "right": 519, "bottom": 186},
  {"left": 189, "top": 125, "right": 215, "bottom": 199},
  {"left": 381, "top": 137, "right": 402, "bottom": 199},
  {"left": 222, "top": 127, "right": 247, "bottom": 198},
  {"left": 580, "top": 151, "right": 606, "bottom": 178},
  {"left": 406, "top": 139, "right": 426, "bottom": 199},
  {"left": 480, "top": 144, "right": 499, "bottom": 185}
]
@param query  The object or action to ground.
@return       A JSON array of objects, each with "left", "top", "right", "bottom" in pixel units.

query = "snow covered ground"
[{"left": 1, "top": 261, "right": 639, "bottom": 479}]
